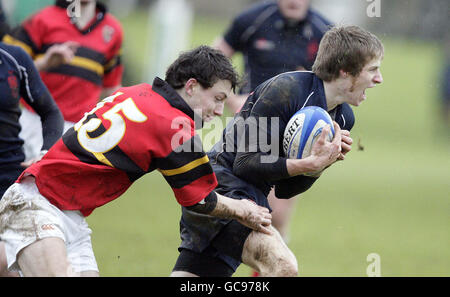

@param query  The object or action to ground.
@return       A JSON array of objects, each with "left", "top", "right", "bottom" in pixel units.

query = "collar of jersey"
[{"left": 152, "top": 77, "right": 203, "bottom": 129}]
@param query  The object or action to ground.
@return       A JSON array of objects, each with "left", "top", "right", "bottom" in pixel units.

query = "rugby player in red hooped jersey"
[
  {"left": 3, "top": 0, "right": 123, "bottom": 163},
  {"left": 0, "top": 46, "right": 272, "bottom": 277}
]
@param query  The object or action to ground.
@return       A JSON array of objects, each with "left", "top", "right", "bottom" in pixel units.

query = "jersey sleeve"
[
  {"left": 14, "top": 45, "right": 63, "bottom": 151},
  {"left": 232, "top": 76, "right": 302, "bottom": 184},
  {"left": 153, "top": 116, "right": 218, "bottom": 207},
  {"left": 274, "top": 175, "right": 318, "bottom": 199}
]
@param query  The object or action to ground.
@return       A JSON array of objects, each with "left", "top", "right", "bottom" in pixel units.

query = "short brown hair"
[
  {"left": 165, "top": 45, "right": 239, "bottom": 92},
  {"left": 312, "top": 25, "right": 384, "bottom": 82}
]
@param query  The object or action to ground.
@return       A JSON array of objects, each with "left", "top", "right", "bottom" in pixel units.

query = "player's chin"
[
  {"left": 349, "top": 96, "right": 364, "bottom": 107},
  {"left": 355, "top": 91, "right": 367, "bottom": 106}
]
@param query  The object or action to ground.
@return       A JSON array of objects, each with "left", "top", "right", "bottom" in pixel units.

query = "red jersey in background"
[{"left": 4, "top": 2, "right": 123, "bottom": 122}]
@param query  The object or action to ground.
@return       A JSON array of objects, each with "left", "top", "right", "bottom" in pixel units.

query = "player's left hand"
[
  {"left": 337, "top": 130, "right": 352, "bottom": 160},
  {"left": 236, "top": 199, "right": 272, "bottom": 235}
]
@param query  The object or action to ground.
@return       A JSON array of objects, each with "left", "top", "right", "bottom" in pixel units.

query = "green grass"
[{"left": 86, "top": 12, "right": 450, "bottom": 276}]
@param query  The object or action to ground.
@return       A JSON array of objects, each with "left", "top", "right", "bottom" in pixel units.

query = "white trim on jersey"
[
  {"left": 301, "top": 92, "right": 315, "bottom": 109},
  {"left": 341, "top": 114, "right": 346, "bottom": 128}
]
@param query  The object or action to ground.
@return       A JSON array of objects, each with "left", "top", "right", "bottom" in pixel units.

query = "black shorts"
[
  {"left": 176, "top": 162, "right": 266, "bottom": 273},
  {"left": 173, "top": 248, "right": 234, "bottom": 277},
  {"left": 175, "top": 219, "right": 253, "bottom": 276}
]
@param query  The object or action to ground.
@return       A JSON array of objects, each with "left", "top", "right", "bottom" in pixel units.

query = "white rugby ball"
[{"left": 283, "top": 106, "right": 335, "bottom": 176}]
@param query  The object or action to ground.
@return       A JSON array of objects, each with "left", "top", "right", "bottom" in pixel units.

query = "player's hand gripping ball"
[{"left": 283, "top": 106, "right": 335, "bottom": 176}]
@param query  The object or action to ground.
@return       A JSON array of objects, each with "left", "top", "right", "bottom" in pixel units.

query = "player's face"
[
  {"left": 345, "top": 57, "right": 383, "bottom": 106},
  {"left": 190, "top": 79, "right": 232, "bottom": 122},
  {"left": 278, "top": 0, "right": 310, "bottom": 21}
]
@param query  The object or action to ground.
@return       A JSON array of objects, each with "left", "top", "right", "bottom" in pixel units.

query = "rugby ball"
[{"left": 283, "top": 106, "right": 334, "bottom": 176}]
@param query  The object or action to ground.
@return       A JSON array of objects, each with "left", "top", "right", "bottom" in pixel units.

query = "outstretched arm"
[{"left": 186, "top": 192, "right": 272, "bottom": 235}]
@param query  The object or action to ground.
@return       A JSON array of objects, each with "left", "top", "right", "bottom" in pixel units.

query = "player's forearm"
[
  {"left": 286, "top": 157, "right": 320, "bottom": 177},
  {"left": 274, "top": 175, "right": 318, "bottom": 198},
  {"left": 208, "top": 193, "right": 242, "bottom": 220},
  {"left": 233, "top": 152, "right": 290, "bottom": 183},
  {"left": 186, "top": 192, "right": 272, "bottom": 235},
  {"left": 39, "top": 107, "right": 64, "bottom": 150},
  {"left": 185, "top": 192, "right": 244, "bottom": 220},
  {"left": 212, "top": 194, "right": 272, "bottom": 235}
]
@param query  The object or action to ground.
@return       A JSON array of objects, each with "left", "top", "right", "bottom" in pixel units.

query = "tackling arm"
[{"left": 187, "top": 191, "right": 272, "bottom": 235}]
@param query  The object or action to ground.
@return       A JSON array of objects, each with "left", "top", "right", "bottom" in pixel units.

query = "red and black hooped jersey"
[
  {"left": 18, "top": 79, "right": 218, "bottom": 216},
  {"left": 3, "top": 2, "right": 123, "bottom": 122}
]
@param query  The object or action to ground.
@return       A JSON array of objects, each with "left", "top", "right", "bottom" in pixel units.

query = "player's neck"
[
  {"left": 73, "top": 1, "right": 97, "bottom": 30},
  {"left": 323, "top": 79, "right": 348, "bottom": 111}
]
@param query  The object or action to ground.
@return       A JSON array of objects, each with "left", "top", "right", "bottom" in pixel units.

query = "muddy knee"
[
  {"left": 242, "top": 226, "right": 299, "bottom": 277},
  {"left": 273, "top": 256, "right": 298, "bottom": 276},
  {"left": 259, "top": 254, "right": 298, "bottom": 276}
]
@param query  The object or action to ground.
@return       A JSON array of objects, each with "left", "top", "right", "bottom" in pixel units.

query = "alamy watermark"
[
  {"left": 366, "top": 253, "right": 381, "bottom": 276},
  {"left": 66, "top": 0, "right": 81, "bottom": 18},
  {"left": 366, "top": 0, "right": 381, "bottom": 18},
  {"left": 171, "top": 110, "right": 280, "bottom": 164}
]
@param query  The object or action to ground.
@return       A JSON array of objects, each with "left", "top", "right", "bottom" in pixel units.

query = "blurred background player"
[
  {"left": 172, "top": 25, "right": 383, "bottom": 277},
  {"left": 214, "top": 0, "right": 331, "bottom": 113},
  {"left": 0, "top": 41, "right": 64, "bottom": 276},
  {"left": 0, "top": 46, "right": 271, "bottom": 277},
  {"left": 213, "top": 0, "right": 332, "bottom": 274},
  {"left": 3, "top": 0, "right": 123, "bottom": 162},
  {"left": 442, "top": 64, "right": 450, "bottom": 125},
  {"left": 440, "top": 33, "right": 450, "bottom": 126}
]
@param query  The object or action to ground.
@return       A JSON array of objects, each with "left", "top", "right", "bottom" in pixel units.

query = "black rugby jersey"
[
  {"left": 208, "top": 71, "right": 355, "bottom": 208},
  {"left": 178, "top": 72, "right": 355, "bottom": 267}
]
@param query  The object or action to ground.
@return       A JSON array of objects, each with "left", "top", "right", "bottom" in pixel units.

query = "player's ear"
[
  {"left": 339, "top": 69, "right": 349, "bottom": 78},
  {"left": 184, "top": 78, "right": 198, "bottom": 96}
]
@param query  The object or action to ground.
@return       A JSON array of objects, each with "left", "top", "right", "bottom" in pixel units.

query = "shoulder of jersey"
[{"left": 117, "top": 83, "right": 193, "bottom": 124}]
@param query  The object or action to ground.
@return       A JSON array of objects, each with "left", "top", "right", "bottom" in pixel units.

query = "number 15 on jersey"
[{"left": 73, "top": 92, "right": 148, "bottom": 165}]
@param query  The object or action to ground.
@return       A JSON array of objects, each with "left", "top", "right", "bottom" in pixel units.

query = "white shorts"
[
  {"left": 19, "top": 108, "right": 74, "bottom": 161},
  {"left": 0, "top": 177, "right": 98, "bottom": 274}
]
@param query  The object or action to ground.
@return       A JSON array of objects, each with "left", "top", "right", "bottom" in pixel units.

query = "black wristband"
[{"left": 185, "top": 191, "right": 218, "bottom": 214}]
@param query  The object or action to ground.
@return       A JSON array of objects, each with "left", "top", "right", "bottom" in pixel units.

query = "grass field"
[{"left": 86, "top": 11, "right": 450, "bottom": 276}]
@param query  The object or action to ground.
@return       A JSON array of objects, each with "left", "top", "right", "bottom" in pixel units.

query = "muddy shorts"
[{"left": 0, "top": 177, "right": 98, "bottom": 273}]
